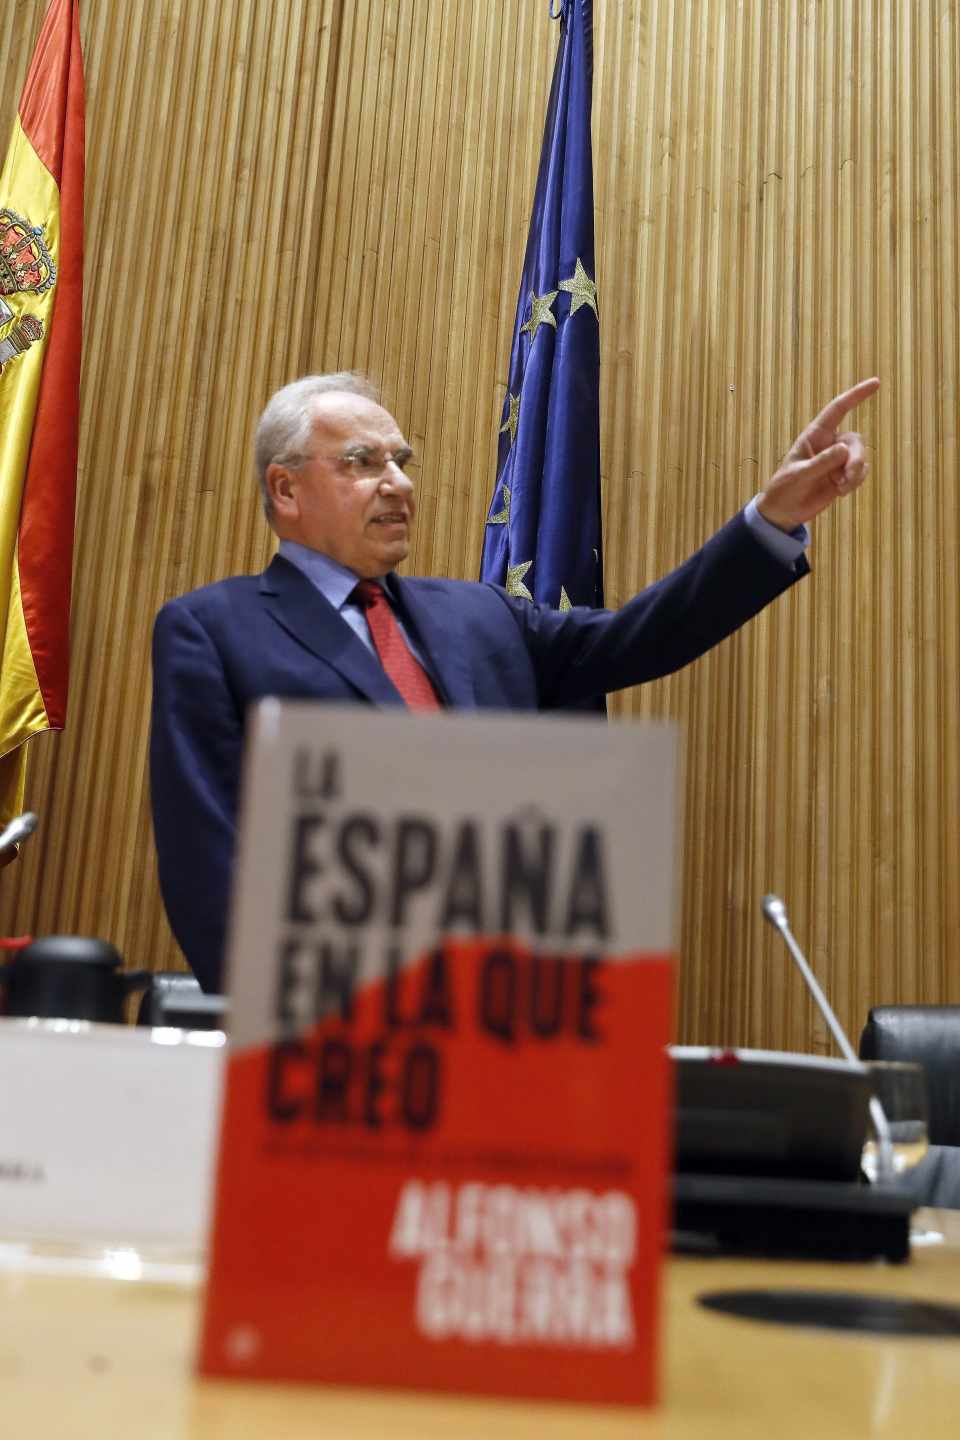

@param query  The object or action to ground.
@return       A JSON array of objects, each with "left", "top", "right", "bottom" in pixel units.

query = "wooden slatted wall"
[{"left": 1, "top": 0, "right": 957, "bottom": 1054}]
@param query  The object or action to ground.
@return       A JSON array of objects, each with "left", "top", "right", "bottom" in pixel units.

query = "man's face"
[{"left": 267, "top": 393, "right": 416, "bottom": 578}]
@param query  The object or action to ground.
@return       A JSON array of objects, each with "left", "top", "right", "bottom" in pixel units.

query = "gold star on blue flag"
[{"left": 480, "top": 1, "right": 604, "bottom": 712}]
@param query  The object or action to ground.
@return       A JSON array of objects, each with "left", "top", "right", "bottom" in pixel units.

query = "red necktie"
[{"left": 352, "top": 580, "right": 442, "bottom": 710}]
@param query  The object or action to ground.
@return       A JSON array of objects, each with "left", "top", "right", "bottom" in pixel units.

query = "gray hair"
[{"left": 254, "top": 372, "right": 380, "bottom": 522}]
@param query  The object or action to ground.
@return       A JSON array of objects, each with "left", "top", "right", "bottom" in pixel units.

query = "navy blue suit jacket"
[{"left": 150, "top": 512, "right": 807, "bottom": 991}]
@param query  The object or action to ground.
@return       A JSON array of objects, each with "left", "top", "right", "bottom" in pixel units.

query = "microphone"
[
  {"left": 0, "top": 811, "right": 38, "bottom": 853},
  {"left": 762, "top": 892, "right": 895, "bottom": 1184}
]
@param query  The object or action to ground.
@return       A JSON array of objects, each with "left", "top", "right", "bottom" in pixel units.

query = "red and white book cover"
[{"left": 199, "top": 705, "right": 679, "bottom": 1405}]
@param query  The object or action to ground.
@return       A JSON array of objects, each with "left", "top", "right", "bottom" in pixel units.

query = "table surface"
[{"left": 3, "top": 1212, "right": 960, "bottom": 1439}]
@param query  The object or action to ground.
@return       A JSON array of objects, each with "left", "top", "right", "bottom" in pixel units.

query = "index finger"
[{"left": 813, "top": 376, "right": 880, "bottom": 431}]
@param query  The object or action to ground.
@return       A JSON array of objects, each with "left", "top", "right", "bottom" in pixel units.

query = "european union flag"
[{"left": 481, "top": 0, "right": 603, "bottom": 648}]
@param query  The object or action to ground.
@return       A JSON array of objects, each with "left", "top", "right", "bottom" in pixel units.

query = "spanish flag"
[{"left": 0, "top": 0, "right": 84, "bottom": 828}]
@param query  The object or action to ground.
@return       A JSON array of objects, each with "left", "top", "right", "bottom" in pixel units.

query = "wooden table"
[{"left": 3, "top": 1212, "right": 960, "bottom": 1438}]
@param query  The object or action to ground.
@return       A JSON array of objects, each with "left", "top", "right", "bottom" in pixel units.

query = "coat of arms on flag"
[{"left": 0, "top": 206, "right": 55, "bottom": 372}]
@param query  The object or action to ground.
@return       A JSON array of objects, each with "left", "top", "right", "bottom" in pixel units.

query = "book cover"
[{"left": 199, "top": 705, "right": 678, "bottom": 1405}]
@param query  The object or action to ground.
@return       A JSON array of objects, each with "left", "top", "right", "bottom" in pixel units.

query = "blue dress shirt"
[{"left": 277, "top": 541, "right": 433, "bottom": 668}]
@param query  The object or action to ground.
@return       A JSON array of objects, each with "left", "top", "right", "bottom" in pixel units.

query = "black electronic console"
[
  {"left": 668, "top": 894, "right": 914, "bottom": 1263},
  {"left": 672, "top": 1046, "right": 872, "bottom": 1181},
  {"left": 672, "top": 1172, "right": 913, "bottom": 1263}
]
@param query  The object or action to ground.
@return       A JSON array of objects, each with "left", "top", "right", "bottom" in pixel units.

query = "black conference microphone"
[
  {"left": 762, "top": 892, "right": 895, "bottom": 1183},
  {"left": 0, "top": 811, "right": 38, "bottom": 853}
]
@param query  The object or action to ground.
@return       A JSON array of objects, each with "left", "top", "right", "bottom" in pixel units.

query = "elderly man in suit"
[{"left": 150, "top": 371, "right": 877, "bottom": 990}]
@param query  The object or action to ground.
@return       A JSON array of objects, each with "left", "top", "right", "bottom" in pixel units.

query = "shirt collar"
[{"left": 277, "top": 540, "right": 388, "bottom": 610}]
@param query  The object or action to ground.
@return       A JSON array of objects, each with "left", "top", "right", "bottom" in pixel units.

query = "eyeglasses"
[{"left": 280, "top": 445, "right": 415, "bottom": 480}]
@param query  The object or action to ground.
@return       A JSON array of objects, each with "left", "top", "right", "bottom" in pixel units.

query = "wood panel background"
[{"left": 1, "top": 0, "right": 957, "bottom": 1054}]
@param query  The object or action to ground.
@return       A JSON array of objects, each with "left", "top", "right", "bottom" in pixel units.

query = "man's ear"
[{"left": 266, "top": 462, "right": 298, "bottom": 520}]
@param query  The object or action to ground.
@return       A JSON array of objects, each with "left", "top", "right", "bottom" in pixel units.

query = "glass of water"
[{"left": 861, "top": 1061, "right": 930, "bottom": 1182}]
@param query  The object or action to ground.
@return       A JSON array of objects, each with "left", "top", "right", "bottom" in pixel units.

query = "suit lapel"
[
  {"left": 389, "top": 574, "right": 477, "bottom": 709},
  {"left": 259, "top": 556, "right": 404, "bottom": 706}
]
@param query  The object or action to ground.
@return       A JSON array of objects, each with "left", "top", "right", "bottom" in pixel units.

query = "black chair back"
[{"left": 859, "top": 1006, "right": 960, "bottom": 1147}]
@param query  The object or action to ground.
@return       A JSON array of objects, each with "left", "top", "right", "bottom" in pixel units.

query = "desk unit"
[{"left": 2, "top": 1211, "right": 960, "bottom": 1437}]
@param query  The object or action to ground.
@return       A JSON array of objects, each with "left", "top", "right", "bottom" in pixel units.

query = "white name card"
[{"left": 0, "top": 1018, "right": 223, "bottom": 1255}]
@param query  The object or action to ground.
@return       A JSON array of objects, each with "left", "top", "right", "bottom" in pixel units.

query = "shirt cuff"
[{"left": 744, "top": 495, "right": 810, "bottom": 569}]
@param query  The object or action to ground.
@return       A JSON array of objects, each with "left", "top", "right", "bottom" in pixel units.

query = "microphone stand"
[
  {"left": 762, "top": 894, "right": 895, "bottom": 1185},
  {"left": 0, "top": 812, "right": 38, "bottom": 854}
]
